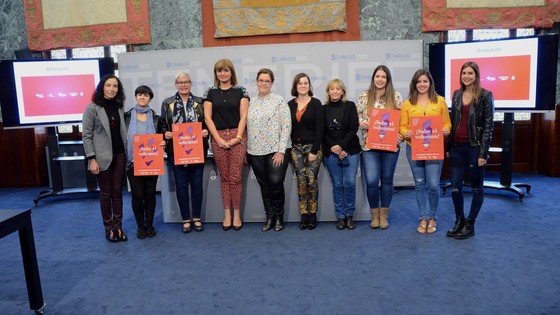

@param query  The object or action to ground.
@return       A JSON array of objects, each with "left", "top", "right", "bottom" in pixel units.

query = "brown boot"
[
  {"left": 370, "top": 208, "right": 380, "bottom": 229},
  {"left": 380, "top": 207, "right": 390, "bottom": 229}
]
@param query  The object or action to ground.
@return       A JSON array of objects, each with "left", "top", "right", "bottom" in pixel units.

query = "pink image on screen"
[
  {"left": 450, "top": 56, "right": 531, "bottom": 101},
  {"left": 21, "top": 74, "right": 95, "bottom": 117}
]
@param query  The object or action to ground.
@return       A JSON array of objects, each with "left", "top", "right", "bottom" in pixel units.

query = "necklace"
[{"left": 220, "top": 88, "right": 231, "bottom": 103}]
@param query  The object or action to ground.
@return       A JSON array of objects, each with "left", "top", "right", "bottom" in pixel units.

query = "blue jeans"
[
  {"left": 405, "top": 145, "right": 443, "bottom": 220},
  {"left": 323, "top": 153, "right": 360, "bottom": 219},
  {"left": 170, "top": 160, "right": 204, "bottom": 221},
  {"left": 361, "top": 149, "right": 399, "bottom": 209},
  {"left": 449, "top": 143, "right": 485, "bottom": 221}
]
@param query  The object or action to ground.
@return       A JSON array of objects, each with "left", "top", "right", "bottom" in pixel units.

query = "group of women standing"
[{"left": 82, "top": 60, "right": 493, "bottom": 243}]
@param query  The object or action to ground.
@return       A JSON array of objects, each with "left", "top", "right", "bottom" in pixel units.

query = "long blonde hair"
[{"left": 365, "top": 65, "right": 398, "bottom": 113}]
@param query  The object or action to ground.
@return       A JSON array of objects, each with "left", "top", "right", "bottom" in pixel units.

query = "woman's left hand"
[
  {"left": 397, "top": 133, "right": 404, "bottom": 144},
  {"left": 201, "top": 129, "right": 209, "bottom": 137},
  {"left": 442, "top": 128, "right": 450, "bottom": 136},
  {"left": 478, "top": 158, "right": 487, "bottom": 167},
  {"left": 159, "top": 140, "right": 166, "bottom": 148},
  {"left": 272, "top": 152, "right": 284, "bottom": 167}
]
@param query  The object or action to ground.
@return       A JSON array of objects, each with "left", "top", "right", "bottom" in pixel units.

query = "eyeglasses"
[
  {"left": 258, "top": 79, "right": 272, "bottom": 84},
  {"left": 175, "top": 81, "right": 192, "bottom": 85}
]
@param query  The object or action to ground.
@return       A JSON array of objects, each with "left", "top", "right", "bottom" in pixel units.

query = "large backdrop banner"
[
  {"left": 23, "top": 0, "right": 151, "bottom": 51},
  {"left": 212, "top": 0, "right": 347, "bottom": 38},
  {"left": 422, "top": 0, "right": 560, "bottom": 32},
  {"left": 117, "top": 40, "right": 422, "bottom": 113}
]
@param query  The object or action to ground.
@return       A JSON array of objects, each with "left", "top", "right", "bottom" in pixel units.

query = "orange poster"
[
  {"left": 410, "top": 116, "right": 444, "bottom": 160},
  {"left": 367, "top": 109, "right": 401, "bottom": 152},
  {"left": 133, "top": 134, "right": 164, "bottom": 176},
  {"left": 172, "top": 122, "right": 204, "bottom": 165}
]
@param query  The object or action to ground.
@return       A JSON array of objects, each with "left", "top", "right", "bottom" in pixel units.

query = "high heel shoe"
[
  {"left": 115, "top": 228, "right": 128, "bottom": 242},
  {"left": 262, "top": 216, "right": 274, "bottom": 232},
  {"left": 232, "top": 211, "right": 242, "bottom": 231},
  {"left": 105, "top": 229, "right": 119, "bottom": 243}
]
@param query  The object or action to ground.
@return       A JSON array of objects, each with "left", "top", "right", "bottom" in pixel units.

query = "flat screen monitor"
[
  {"left": 428, "top": 34, "right": 558, "bottom": 111},
  {"left": 0, "top": 58, "right": 115, "bottom": 128}
]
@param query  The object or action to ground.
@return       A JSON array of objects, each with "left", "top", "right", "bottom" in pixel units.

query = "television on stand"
[
  {"left": 0, "top": 58, "right": 115, "bottom": 204},
  {"left": 429, "top": 34, "right": 559, "bottom": 201}
]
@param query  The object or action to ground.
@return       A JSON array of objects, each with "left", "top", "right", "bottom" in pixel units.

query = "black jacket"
[
  {"left": 288, "top": 97, "right": 324, "bottom": 155},
  {"left": 448, "top": 88, "right": 494, "bottom": 159},
  {"left": 157, "top": 94, "right": 209, "bottom": 159},
  {"left": 322, "top": 100, "right": 361, "bottom": 157}
]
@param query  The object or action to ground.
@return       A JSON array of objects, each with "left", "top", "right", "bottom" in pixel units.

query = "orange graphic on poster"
[
  {"left": 410, "top": 116, "right": 444, "bottom": 160},
  {"left": 172, "top": 122, "right": 204, "bottom": 165},
  {"left": 133, "top": 134, "right": 164, "bottom": 176},
  {"left": 367, "top": 109, "right": 401, "bottom": 152}
]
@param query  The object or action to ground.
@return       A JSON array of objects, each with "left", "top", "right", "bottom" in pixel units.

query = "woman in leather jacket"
[
  {"left": 446, "top": 61, "right": 494, "bottom": 240},
  {"left": 158, "top": 72, "right": 209, "bottom": 233}
]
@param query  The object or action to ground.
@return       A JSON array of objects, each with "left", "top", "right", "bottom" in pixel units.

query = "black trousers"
[
  {"left": 247, "top": 150, "right": 290, "bottom": 217},
  {"left": 126, "top": 167, "right": 158, "bottom": 229}
]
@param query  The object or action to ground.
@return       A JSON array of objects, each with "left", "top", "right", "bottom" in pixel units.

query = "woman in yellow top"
[{"left": 400, "top": 69, "right": 451, "bottom": 234}]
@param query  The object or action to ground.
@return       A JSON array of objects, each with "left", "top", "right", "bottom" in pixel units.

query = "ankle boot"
[
  {"left": 346, "top": 216, "right": 355, "bottom": 230},
  {"left": 307, "top": 213, "right": 317, "bottom": 230},
  {"left": 446, "top": 217, "right": 465, "bottom": 237},
  {"left": 299, "top": 214, "right": 309, "bottom": 230},
  {"left": 262, "top": 216, "right": 274, "bottom": 232},
  {"left": 274, "top": 216, "right": 284, "bottom": 232},
  {"left": 370, "top": 208, "right": 380, "bottom": 229},
  {"left": 379, "top": 208, "right": 390, "bottom": 230},
  {"left": 455, "top": 219, "right": 475, "bottom": 240}
]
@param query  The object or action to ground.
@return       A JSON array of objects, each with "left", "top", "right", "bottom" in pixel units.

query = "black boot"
[
  {"left": 299, "top": 214, "right": 309, "bottom": 230},
  {"left": 455, "top": 219, "right": 475, "bottom": 240},
  {"left": 307, "top": 213, "right": 317, "bottom": 230},
  {"left": 262, "top": 216, "right": 274, "bottom": 232},
  {"left": 446, "top": 217, "right": 465, "bottom": 237},
  {"left": 274, "top": 215, "right": 284, "bottom": 232},
  {"left": 346, "top": 216, "right": 355, "bottom": 230},
  {"left": 336, "top": 218, "right": 346, "bottom": 230}
]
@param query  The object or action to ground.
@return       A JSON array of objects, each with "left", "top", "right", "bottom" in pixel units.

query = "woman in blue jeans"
[
  {"left": 158, "top": 72, "right": 209, "bottom": 233},
  {"left": 400, "top": 69, "right": 451, "bottom": 234},
  {"left": 322, "top": 79, "right": 361, "bottom": 230},
  {"left": 446, "top": 62, "right": 494, "bottom": 240},
  {"left": 356, "top": 65, "right": 404, "bottom": 230}
]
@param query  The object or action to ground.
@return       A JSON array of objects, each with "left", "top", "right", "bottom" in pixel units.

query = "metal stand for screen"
[
  {"left": 33, "top": 127, "right": 99, "bottom": 206},
  {"left": 442, "top": 112, "right": 531, "bottom": 202}
]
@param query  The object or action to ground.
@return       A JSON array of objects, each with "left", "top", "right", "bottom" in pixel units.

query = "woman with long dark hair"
[
  {"left": 356, "top": 65, "right": 403, "bottom": 230},
  {"left": 400, "top": 69, "right": 451, "bottom": 234},
  {"left": 83, "top": 74, "right": 128, "bottom": 242},
  {"left": 446, "top": 61, "right": 494, "bottom": 240}
]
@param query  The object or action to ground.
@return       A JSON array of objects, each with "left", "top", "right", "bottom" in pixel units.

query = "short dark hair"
[
  {"left": 257, "top": 68, "right": 275, "bottom": 82},
  {"left": 135, "top": 85, "right": 154, "bottom": 99}
]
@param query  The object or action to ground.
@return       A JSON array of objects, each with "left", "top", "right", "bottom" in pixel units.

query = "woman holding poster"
[
  {"left": 446, "top": 62, "right": 494, "bottom": 240},
  {"left": 204, "top": 59, "right": 249, "bottom": 231},
  {"left": 82, "top": 74, "right": 128, "bottom": 243},
  {"left": 158, "top": 72, "right": 209, "bottom": 233},
  {"left": 322, "top": 79, "right": 361, "bottom": 230},
  {"left": 288, "top": 73, "right": 324, "bottom": 230},
  {"left": 124, "top": 85, "right": 162, "bottom": 239},
  {"left": 247, "top": 69, "right": 292, "bottom": 232},
  {"left": 356, "top": 65, "right": 403, "bottom": 230},
  {"left": 400, "top": 69, "right": 451, "bottom": 234}
]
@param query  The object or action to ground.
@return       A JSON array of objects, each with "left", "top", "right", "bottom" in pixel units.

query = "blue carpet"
[{"left": 1, "top": 172, "right": 559, "bottom": 314}]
